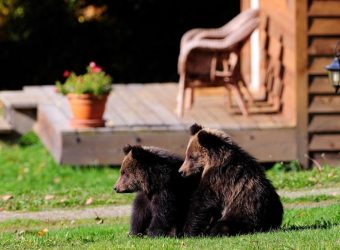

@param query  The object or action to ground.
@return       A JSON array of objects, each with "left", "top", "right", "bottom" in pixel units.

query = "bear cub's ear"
[
  {"left": 130, "top": 145, "right": 145, "bottom": 159},
  {"left": 123, "top": 144, "right": 133, "bottom": 155},
  {"left": 197, "top": 130, "right": 222, "bottom": 149},
  {"left": 190, "top": 123, "right": 203, "bottom": 135}
]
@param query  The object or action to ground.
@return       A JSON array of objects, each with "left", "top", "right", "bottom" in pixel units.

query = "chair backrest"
[
  {"left": 181, "top": 18, "right": 259, "bottom": 76},
  {"left": 221, "top": 8, "right": 259, "bottom": 33},
  {"left": 221, "top": 17, "right": 259, "bottom": 49},
  {"left": 191, "top": 8, "right": 259, "bottom": 41},
  {"left": 187, "top": 17, "right": 259, "bottom": 51}
]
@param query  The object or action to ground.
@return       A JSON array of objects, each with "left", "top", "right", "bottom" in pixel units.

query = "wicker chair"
[
  {"left": 176, "top": 9, "right": 259, "bottom": 117},
  {"left": 180, "top": 9, "right": 259, "bottom": 49}
]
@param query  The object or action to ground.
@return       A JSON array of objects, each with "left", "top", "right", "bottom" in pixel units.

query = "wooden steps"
[
  {"left": 0, "top": 118, "right": 12, "bottom": 134},
  {"left": 0, "top": 91, "right": 40, "bottom": 134}
]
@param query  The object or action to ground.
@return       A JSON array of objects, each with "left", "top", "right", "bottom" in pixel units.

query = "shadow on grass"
[
  {"left": 281, "top": 221, "right": 339, "bottom": 232},
  {"left": 0, "top": 132, "right": 21, "bottom": 145}
]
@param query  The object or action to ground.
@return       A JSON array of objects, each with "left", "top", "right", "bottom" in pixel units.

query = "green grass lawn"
[
  {"left": 0, "top": 132, "right": 340, "bottom": 212},
  {"left": 0, "top": 204, "right": 339, "bottom": 249},
  {"left": 0, "top": 133, "right": 134, "bottom": 211},
  {"left": 281, "top": 194, "right": 340, "bottom": 205}
]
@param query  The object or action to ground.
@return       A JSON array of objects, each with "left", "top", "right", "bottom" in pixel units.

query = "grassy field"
[
  {"left": 281, "top": 194, "right": 340, "bottom": 204},
  {"left": 0, "top": 133, "right": 133, "bottom": 211},
  {"left": 0, "top": 204, "right": 339, "bottom": 249},
  {"left": 0, "top": 132, "right": 340, "bottom": 211},
  {"left": 1, "top": 132, "right": 339, "bottom": 249}
]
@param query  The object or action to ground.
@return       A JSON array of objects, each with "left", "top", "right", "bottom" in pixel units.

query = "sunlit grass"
[
  {"left": 0, "top": 205, "right": 339, "bottom": 249},
  {"left": 0, "top": 132, "right": 133, "bottom": 211},
  {"left": 0, "top": 132, "right": 339, "bottom": 211}
]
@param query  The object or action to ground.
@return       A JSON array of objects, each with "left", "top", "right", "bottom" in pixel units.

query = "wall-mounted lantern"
[{"left": 325, "top": 41, "right": 340, "bottom": 94}]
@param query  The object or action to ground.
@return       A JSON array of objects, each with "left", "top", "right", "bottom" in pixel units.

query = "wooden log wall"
[{"left": 307, "top": 0, "right": 340, "bottom": 167}]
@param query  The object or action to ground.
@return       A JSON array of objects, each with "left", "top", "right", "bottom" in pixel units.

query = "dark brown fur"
[
  {"left": 114, "top": 145, "right": 199, "bottom": 237},
  {"left": 179, "top": 124, "right": 283, "bottom": 236}
]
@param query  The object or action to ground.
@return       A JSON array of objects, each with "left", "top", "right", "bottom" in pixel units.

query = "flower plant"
[{"left": 56, "top": 62, "right": 112, "bottom": 97}]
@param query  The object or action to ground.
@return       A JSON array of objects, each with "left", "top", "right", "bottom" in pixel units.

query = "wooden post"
[{"left": 294, "top": 0, "right": 309, "bottom": 168}]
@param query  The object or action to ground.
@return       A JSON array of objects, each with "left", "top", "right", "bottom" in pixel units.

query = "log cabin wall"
[{"left": 307, "top": 0, "right": 340, "bottom": 166}]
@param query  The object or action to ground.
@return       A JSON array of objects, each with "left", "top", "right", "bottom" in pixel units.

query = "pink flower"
[
  {"left": 63, "top": 70, "right": 70, "bottom": 78},
  {"left": 89, "top": 61, "right": 96, "bottom": 68},
  {"left": 92, "top": 66, "right": 102, "bottom": 73},
  {"left": 89, "top": 61, "right": 102, "bottom": 73}
]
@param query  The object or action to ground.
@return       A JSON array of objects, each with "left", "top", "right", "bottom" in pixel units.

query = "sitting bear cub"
[
  {"left": 114, "top": 145, "right": 199, "bottom": 237},
  {"left": 179, "top": 124, "right": 283, "bottom": 236}
]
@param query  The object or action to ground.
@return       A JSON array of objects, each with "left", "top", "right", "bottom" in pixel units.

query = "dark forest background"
[{"left": 0, "top": 0, "right": 239, "bottom": 90}]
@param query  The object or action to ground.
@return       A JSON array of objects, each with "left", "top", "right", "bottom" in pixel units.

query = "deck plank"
[
  {"left": 104, "top": 92, "right": 127, "bottom": 127},
  {"left": 125, "top": 84, "right": 164, "bottom": 125},
  {"left": 0, "top": 91, "right": 47, "bottom": 108},
  {"left": 199, "top": 96, "right": 240, "bottom": 129},
  {"left": 111, "top": 85, "right": 148, "bottom": 126},
  {"left": 40, "top": 86, "right": 72, "bottom": 118},
  {"left": 151, "top": 83, "right": 193, "bottom": 128},
  {"left": 127, "top": 84, "right": 180, "bottom": 126}
]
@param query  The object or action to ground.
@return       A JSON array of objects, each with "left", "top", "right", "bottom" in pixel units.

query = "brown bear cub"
[
  {"left": 114, "top": 145, "right": 199, "bottom": 237},
  {"left": 179, "top": 124, "right": 283, "bottom": 236}
]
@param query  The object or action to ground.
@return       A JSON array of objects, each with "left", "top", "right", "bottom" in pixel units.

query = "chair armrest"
[{"left": 180, "top": 28, "right": 205, "bottom": 48}]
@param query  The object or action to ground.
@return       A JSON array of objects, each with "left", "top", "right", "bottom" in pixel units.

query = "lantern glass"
[
  {"left": 328, "top": 70, "right": 340, "bottom": 87},
  {"left": 325, "top": 54, "right": 340, "bottom": 93}
]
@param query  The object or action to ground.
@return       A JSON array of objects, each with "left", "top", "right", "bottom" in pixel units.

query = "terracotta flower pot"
[{"left": 67, "top": 93, "right": 108, "bottom": 128}]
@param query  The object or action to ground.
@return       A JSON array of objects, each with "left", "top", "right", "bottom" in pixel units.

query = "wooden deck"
[{"left": 1, "top": 83, "right": 296, "bottom": 165}]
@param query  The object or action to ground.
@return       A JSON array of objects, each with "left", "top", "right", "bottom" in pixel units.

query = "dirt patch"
[
  {"left": 1, "top": 188, "right": 339, "bottom": 222},
  {"left": 278, "top": 187, "right": 340, "bottom": 198},
  {"left": 0, "top": 205, "right": 131, "bottom": 222}
]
